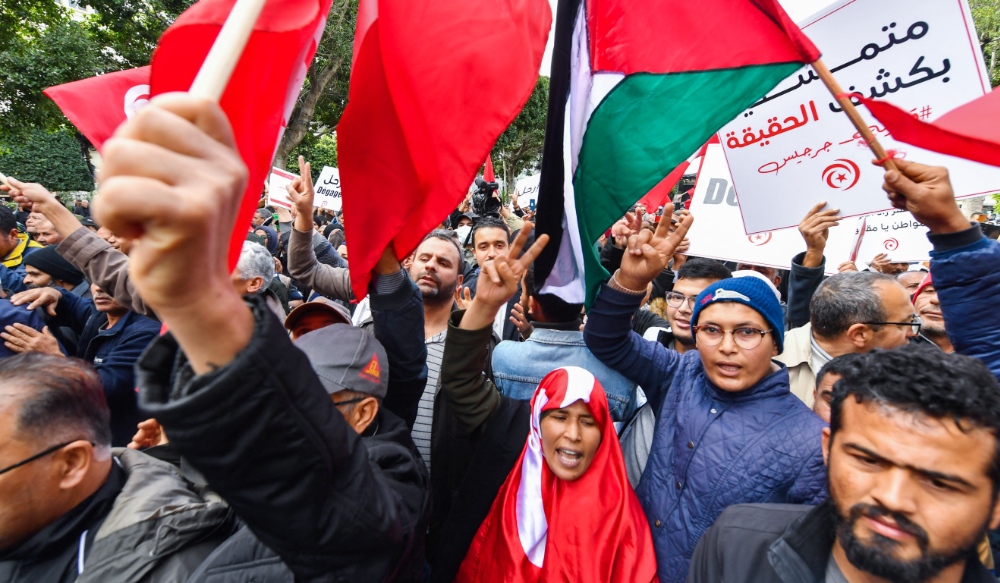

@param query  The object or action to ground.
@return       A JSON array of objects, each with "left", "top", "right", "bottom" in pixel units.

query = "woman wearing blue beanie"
[{"left": 584, "top": 207, "right": 826, "bottom": 583}]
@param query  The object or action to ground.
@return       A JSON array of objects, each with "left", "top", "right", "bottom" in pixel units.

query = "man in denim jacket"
[{"left": 491, "top": 264, "right": 638, "bottom": 423}]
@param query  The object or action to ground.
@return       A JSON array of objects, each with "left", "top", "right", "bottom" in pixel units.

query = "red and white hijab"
[{"left": 455, "top": 366, "right": 658, "bottom": 583}]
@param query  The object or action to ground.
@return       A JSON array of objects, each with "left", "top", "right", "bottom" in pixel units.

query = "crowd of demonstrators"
[{"left": 4, "top": 89, "right": 1000, "bottom": 583}]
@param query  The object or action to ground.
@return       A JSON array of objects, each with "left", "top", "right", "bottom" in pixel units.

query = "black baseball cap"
[{"left": 294, "top": 324, "right": 388, "bottom": 399}]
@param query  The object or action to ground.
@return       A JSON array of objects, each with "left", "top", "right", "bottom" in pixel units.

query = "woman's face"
[{"left": 539, "top": 400, "right": 602, "bottom": 482}]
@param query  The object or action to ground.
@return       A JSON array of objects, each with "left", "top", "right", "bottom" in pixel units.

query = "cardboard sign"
[
  {"left": 687, "top": 144, "right": 855, "bottom": 273},
  {"left": 315, "top": 166, "right": 342, "bottom": 211},
  {"left": 516, "top": 173, "right": 541, "bottom": 208},
  {"left": 854, "top": 210, "right": 932, "bottom": 263},
  {"left": 267, "top": 167, "right": 297, "bottom": 209},
  {"left": 719, "top": 0, "right": 1000, "bottom": 234}
]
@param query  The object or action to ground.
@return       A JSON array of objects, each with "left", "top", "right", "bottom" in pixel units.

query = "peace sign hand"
[
  {"left": 618, "top": 203, "right": 694, "bottom": 291},
  {"left": 285, "top": 156, "right": 315, "bottom": 218}
]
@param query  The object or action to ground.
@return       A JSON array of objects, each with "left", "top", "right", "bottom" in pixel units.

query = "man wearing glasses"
[
  {"left": 584, "top": 208, "right": 827, "bottom": 583},
  {"left": 0, "top": 353, "right": 230, "bottom": 583}
]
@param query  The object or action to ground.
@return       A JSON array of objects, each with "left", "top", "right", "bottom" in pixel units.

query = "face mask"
[{"left": 455, "top": 225, "right": 472, "bottom": 245}]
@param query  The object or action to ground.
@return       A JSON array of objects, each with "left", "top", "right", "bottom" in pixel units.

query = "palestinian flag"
[{"left": 533, "top": 0, "right": 820, "bottom": 306}]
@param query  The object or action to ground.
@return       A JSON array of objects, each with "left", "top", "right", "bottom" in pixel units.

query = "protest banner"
[
  {"left": 718, "top": 0, "right": 1000, "bottom": 234},
  {"left": 516, "top": 174, "right": 541, "bottom": 209},
  {"left": 686, "top": 144, "right": 854, "bottom": 273},
  {"left": 854, "top": 209, "right": 932, "bottom": 263},
  {"left": 315, "top": 166, "right": 342, "bottom": 211},
  {"left": 266, "top": 167, "right": 297, "bottom": 209}
]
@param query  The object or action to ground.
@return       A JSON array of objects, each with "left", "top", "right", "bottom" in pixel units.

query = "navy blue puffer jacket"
[{"left": 585, "top": 284, "right": 827, "bottom": 583}]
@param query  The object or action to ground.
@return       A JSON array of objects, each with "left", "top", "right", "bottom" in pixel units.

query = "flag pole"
[
  {"left": 811, "top": 59, "right": 898, "bottom": 173},
  {"left": 188, "top": 0, "right": 268, "bottom": 101}
]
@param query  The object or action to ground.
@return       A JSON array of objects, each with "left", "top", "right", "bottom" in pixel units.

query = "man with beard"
[
  {"left": 406, "top": 230, "right": 463, "bottom": 471},
  {"left": 687, "top": 345, "right": 1000, "bottom": 583}
]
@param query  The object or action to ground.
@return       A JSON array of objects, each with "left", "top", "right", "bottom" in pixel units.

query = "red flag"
[
  {"left": 338, "top": 0, "right": 552, "bottom": 300},
  {"left": 44, "top": 67, "right": 151, "bottom": 153},
  {"left": 150, "top": 0, "right": 332, "bottom": 269},
  {"left": 484, "top": 154, "right": 496, "bottom": 183},
  {"left": 637, "top": 161, "right": 690, "bottom": 211},
  {"left": 862, "top": 93, "right": 1000, "bottom": 168}
]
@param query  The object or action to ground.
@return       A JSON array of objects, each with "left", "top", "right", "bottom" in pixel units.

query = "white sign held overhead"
[
  {"left": 516, "top": 174, "right": 541, "bottom": 209},
  {"left": 267, "top": 167, "right": 297, "bottom": 209},
  {"left": 719, "top": 0, "right": 1000, "bottom": 234},
  {"left": 854, "top": 210, "right": 932, "bottom": 263},
  {"left": 686, "top": 144, "right": 854, "bottom": 273},
  {"left": 315, "top": 166, "right": 342, "bottom": 211}
]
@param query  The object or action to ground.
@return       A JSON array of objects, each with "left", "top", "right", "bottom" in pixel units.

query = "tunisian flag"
[
  {"left": 44, "top": 67, "right": 151, "bottom": 153},
  {"left": 338, "top": 0, "right": 551, "bottom": 300},
  {"left": 150, "top": 0, "right": 332, "bottom": 269},
  {"left": 861, "top": 93, "right": 1000, "bottom": 169}
]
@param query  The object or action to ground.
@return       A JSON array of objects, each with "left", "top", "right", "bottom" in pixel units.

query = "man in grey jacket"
[{"left": 0, "top": 353, "right": 231, "bottom": 583}]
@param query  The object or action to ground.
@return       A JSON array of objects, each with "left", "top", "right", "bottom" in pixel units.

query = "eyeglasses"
[
  {"left": 332, "top": 396, "right": 367, "bottom": 408},
  {"left": 863, "top": 315, "right": 922, "bottom": 336},
  {"left": 664, "top": 292, "right": 699, "bottom": 309},
  {"left": 691, "top": 325, "right": 773, "bottom": 350},
  {"left": 0, "top": 440, "right": 92, "bottom": 476}
]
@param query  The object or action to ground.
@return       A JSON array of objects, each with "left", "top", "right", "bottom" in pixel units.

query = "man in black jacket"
[
  {"left": 94, "top": 94, "right": 429, "bottom": 582},
  {"left": 688, "top": 345, "right": 1000, "bottom": 583}
]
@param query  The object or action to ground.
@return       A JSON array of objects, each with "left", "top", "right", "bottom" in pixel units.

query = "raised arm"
[
  {"left": 785, "top": 202, "right": 841, "bottom": 329},
  {"left": 284, "top": 156, "right": 353, "bottom": 301},
  {"left": 880, "top": 159, "right": 1000, "bottom": 378},
  {"left": 98, "top": 94, "right": 422, "bottom": 581},
  {"left": 584, "top": 204, "right": 692, "bottom": 412}
]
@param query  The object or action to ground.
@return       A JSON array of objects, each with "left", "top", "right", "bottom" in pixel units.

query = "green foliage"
[
  {"left": 0, "top": 0, "right": 66, "bottom": 53},
  {"left": 0, "top": 19, "right": 105, "bottom": 138},
  {"left": 489, "top": 76, "right": 550, "bottom": 194},
  {"left": 971, "top": 0, "right": 1000, "bottom": 87},
  {"left": 287, "top": 133, "right": 339, "bottom": 180},
  {"left": 0, "top": 129, "right": 95, "bottom": 192},
  {"left": 84, "top": 0, "right": 195, "bottom": 69}
]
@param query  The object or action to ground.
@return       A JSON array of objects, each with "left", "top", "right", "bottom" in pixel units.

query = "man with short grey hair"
[
  {"left": 231, "top": 240, "right": 274, "bottom": 296},
  {"left": 777, "top": 271, "right": 918, "bottom": 406},
  {"left": 0, "top": 353, "right": 230, "bottom": 583}
]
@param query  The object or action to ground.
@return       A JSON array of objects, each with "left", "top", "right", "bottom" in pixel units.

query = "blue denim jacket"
[{"left": 491, "top": 325, "right": 638, "bottom": 422}]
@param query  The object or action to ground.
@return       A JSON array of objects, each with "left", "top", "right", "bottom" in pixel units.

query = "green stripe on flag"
[{"left": 574, "top": 63, "right": 803, "bottom": 306}]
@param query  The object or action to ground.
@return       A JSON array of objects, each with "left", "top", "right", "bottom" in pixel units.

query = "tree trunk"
[
  {"left": 74, "top": 131, "right": 96, "bottom": 184},
  {"left": 991, "top": 44, "right": 996, "bottom": 81},
  {"left": 272, "top": 0, "right": 351, "bottom": 170}
]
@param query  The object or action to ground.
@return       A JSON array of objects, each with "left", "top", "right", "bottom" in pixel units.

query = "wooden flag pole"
[
  {"left": 188, "top": 0, "right": 268, "bottom": 101},
  {"left": 812, "top": 59, "right": 898, "bottom": 173}
]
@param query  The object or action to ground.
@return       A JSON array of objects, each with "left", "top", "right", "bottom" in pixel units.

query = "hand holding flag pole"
[{"left": 811, "top": 59, "right": 898, "bottom": 174}]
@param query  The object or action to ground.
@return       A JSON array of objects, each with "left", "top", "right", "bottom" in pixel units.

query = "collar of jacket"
[
  {"left": 94, "top": 309, "right": 136, "bottom": 337},
  {"left": 0, "top": 461, "right": 124, "bottom": 567},
  {"left": 767, "top": 499, "right": 995, "bottom": 583},
  {"left": 778, "top": 323, "right": 813, "bottom": 368},
  {"left": 531, "top": 319, "right": 583, "bottom": 332},
  {"left": 697, "top": 356, "right": 791, "bottom": 404},
  {"left": 2, "top": 234, "right": 39, "bottom": 268}
]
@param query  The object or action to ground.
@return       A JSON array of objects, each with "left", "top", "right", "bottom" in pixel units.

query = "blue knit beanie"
[{"left": 690, "top": 277, "right": 785, "bottom": 353}]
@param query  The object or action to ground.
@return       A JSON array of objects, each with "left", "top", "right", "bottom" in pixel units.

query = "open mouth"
[
  {"left": 715, "top": 362, "right": 742, "bottom": 377},
  {"left": 556, "top": 448, "right": 583, "bottom": 468}
]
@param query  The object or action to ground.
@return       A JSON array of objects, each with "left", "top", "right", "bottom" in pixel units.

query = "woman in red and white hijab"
[{"left": 455, "top": 366, "right": 658, "bottom": 583}]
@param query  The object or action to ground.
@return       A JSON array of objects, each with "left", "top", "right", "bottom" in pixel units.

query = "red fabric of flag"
[
  {"left": 861, "top": 94, "right": 1000, "bottom": 169},
  {"left": 484, "top": 154, "right": 496, "bottom": 183},
  {"left": 638, "top": 161, "right": 690, "bottom": 211},
  {"left": 338, "top": 0, "right": 552, "bottom": 300},
  {"left": 44, "top": 67, "right": 152, "bottom": 153},
  {"left": 150, "top": 0, "right": 332, "bottom": 270}
]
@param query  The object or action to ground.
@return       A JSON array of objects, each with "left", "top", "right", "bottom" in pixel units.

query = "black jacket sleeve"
[
  {"left": 600, "top": 240, "right": 625, "bottom": 273},
  {"left": 650, "top": 267, "right": 675, "bottom": 299},
  {"left": 136, "top": 299, "right": 418, "bottom": 582},
  {"left": 370, "top": 276, "right": 428, "bottom": 429},
  {"left": 785, "top": 251, "right": 826, "bottom": 330}
]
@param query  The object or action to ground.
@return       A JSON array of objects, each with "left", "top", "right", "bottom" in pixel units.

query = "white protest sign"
[
  {"left": 854, "top": 210, "right": 932, "bottom": 263},
  {"left": 267, "top": 167, "right": 297, "bottom": 209},
  {"left": 719, "top": 0, "right": 1000, "bottom": 234},
  {"left": 515, "top": 174, "right": 541, "bottom": 209},
  {"left": 314, "top": 166, "right": 342, "bottom": 211},
  {"left": 687, "top": 144, "right": 854, "bottom": 273}
]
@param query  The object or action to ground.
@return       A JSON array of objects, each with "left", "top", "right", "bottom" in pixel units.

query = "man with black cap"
[{"left": 22, "top": 246, "right": 90, "bottom": 299}]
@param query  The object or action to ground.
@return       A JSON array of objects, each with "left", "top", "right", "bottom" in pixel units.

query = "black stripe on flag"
[{"left": 532, "top": 0, "right": 582, "bottom": 288}]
